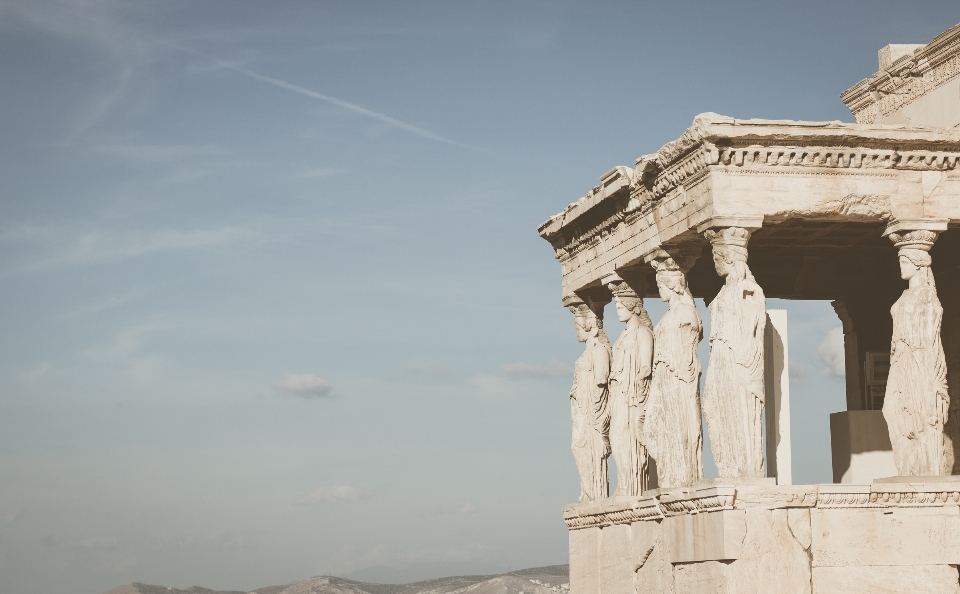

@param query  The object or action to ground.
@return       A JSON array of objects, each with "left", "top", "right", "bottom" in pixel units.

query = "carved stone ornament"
[
  {"left": 567, "top": 300, "right": 612, "bottom": 502},
  {"left": 605, "top": 279, "right": 654, "bottom": 496},
  {"left": 884, "top": 229, "right": 950, "bottom": 476},
  {"left": 702, "top": 227, "right": 768, "bottom": 478},
  {"left": 642, "top": 251, "right": 705, "bottom": 488}
]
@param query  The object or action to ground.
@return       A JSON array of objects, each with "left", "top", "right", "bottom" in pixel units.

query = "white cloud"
[
  {"left": 817, "top": 327, "right": 846, "bottom": 377},
  {"left": 296, "top": 484, "right": 370, "bottom": 505},
  {"left": 1, "top": 507, "right": 25, "bottom": 525},
  {"left": 501, "top": 362, "right": 571, "bottom": 378},
  {"left": 277, "top": 373, "right": 333, "bottom": 398}
]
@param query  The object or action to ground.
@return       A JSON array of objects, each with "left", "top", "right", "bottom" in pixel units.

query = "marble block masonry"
[{"left": 539, "top": 21, "right": 960, "bottom": 594}]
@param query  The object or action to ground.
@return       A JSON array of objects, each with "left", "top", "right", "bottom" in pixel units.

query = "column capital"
[
  {"left": 696, "top": 216, "right": 763, "bottom": 234},
  {"left": 643, "top": 245, "right": 702, "bottom": 273},
  {"left": 562, "top": 293, "right": 608, "bottom": 317},
  {"left": 883, "top": 219, "right": 949, "bottom": 237}
]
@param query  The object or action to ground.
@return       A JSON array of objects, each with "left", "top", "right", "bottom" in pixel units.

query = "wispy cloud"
[
  {"left": 211, "top": 61, "right": 470, "bottom": 148},
  {"left": 817, "top": 327, "right": 846, "bottom": 378},
  {"left": 277, "top": 373, "right": 333, "bottom": 398},
  {"left": 162, "top": 40, "right": 473, "bottom": 149},
  {"left": 2, "top": 223, "right": 253, "bottom": 272},
  {"left": 296, "top": 484, "right": 370, "bottom": 505}
]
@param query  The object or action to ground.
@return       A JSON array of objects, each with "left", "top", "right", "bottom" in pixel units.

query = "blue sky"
[{"left": 2, "top": 2, "right": 959, "bottom": 593}]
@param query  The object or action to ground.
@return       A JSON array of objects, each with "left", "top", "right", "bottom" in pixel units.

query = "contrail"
[{"left": 169, "top": 42, "right": 472, "bottom": 149}]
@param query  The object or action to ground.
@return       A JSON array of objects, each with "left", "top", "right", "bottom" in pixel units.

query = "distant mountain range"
[{"left": 103, "top": 564, "right": 570, "bottom": 594}]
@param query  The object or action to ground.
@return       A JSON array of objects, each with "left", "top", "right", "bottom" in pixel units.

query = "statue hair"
[
  {"left": 617, "top": 296, "right": 653, "bottom": 330},
  {"left": 900, "top": 250, "right": 937, "bottom": 290}
]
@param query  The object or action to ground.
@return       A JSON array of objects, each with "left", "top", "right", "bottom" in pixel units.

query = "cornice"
[
  {"left": 841, "top": 22, "right": 960, "bottom": 124},
  {"left": 562, "top": 484, "right": 960, "bottom": 531},
  {"left": 539, "top": 113, "right": 960, "bottom": 263}
]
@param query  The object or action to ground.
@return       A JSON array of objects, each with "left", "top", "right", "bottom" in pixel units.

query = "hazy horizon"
[{"left": 2, "top": 2, "right": 959, "bottom": 593}]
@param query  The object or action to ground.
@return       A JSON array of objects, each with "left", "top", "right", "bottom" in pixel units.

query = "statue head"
[
  {"left": 649, "top": 250, "right": 695, "bottom": 307},
  {"left": 890, "top": 230, "right": 937, "bottom": 287},
  {"left": 606, "top": 280, "right": 652, "bottom": 327},
  {"left": 569, "top": 304, "right": 602, "bottom": 343},
  {"left": 656, "top": 270, "right": 687, "bottom": 303},
  {"left": 704, "top": 227, "right": 750, "bottom": 279}
]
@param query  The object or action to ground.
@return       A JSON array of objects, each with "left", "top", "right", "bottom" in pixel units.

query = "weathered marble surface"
[
  {"left": 812, "top": 566, "right": 960, "bottom": 594},
  {"left": 568, "top": 302, "right": 612, "bottom": 503},
  {"left": 883, "top": 227, "right": 950, "bottom": 476},
  {"left": 538, "top": 114, "right": 960, "bottom": 300},
  {"left": 842, "top": 23, "right": 960, "bottom": 128},
  {"left": 565, "top": 482, "right": 960, "bottom": 594},
  {"left": 644, "top": 251, "right": 703, "bottom": 489},
  {"left": 702, "top": 227, "right": 766, "bottom": 479},
  {"left": 606, "top": 278, "right": 654, "bottom": 496}
]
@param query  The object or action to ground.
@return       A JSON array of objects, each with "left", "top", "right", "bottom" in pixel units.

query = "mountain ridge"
[{"left": 103, "top": 564, "right": 570, "bottom": 594}]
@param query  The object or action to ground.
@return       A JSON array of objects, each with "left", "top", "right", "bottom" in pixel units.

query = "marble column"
[
  {"left": 564, "top": 295, "right": 613, "bottom": 502},
  {"left": 602, "top": 273, "right": 654, "bottom": 496},
  {"left": 642, "top": 247, "right": 704, "bottom": 489},
  {"left": 700, "top": 221, "right": 767, "bottom": 479},
  {"left": 882, "top": 220, "right": 950, "bottom": 477}
]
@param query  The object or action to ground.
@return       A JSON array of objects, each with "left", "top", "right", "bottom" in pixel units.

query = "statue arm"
[
  {"left": 674, "top": 309, "right": 702, "bottom": 384},
  {"left": 592, "top": 343, "right": 611, "bottom": 389},
  {"left": 637, "top": 326, "right": 653, "bottom": 379}
]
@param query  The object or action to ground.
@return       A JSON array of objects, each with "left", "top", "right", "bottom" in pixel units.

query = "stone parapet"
[{"left": 566, "top": 483, "right": 960, "bottom": 594}]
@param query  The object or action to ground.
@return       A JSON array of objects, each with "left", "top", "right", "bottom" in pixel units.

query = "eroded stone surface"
[
  {"left": 812, "top": 565, "right": 960, "bottom": 594},
  {"left": 666, "top": 510, "right": 745, "bottom": 563},
  {"left": 811, "top": 507, "right": 960, "bottom": 566},
  {"left": 635, "top": 522, "right": 674, "bottom": 594},
  {"left": 568, "top": 301, "right": 612, "bottom": 503},
  {"left": 569, "top": 527, "right": 599, "bottom": 594},
  {"left": 733, "top": 485, "right": 816, "bottom": 509},
  {"left": 701, "top": 226, "right": 766, "bottom": 480},
  {"left": 673, "top": 561, "right": 728, "bottom": 594},
  {"left": 727, "top": 509, "right": 810, "bottom": 594},
  {"left": 787, "top": 508, "right": 812, "bottom": 550},
  {"left": 598, "top": 523, "right": 636, "bottom": 594}
]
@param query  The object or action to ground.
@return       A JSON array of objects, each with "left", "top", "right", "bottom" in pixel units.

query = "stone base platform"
[{"left": 563, "top": 482, "right": 960, "bottom": 594}]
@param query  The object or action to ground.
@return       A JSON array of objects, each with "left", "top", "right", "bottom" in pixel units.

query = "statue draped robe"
[
  {"left": 609, "top": 324, "right": 651, "bottom": 496},
  {"left": 644, "top": 303, "right": 703, "bottom": 488},
  {"left": 571, "top": 337, "right": 611, "bottom": 502},
  {"left": 884, "top": 283, "right": 949, "bottom": 476},
  {"left": 703, "top": 275, "right": 766, "bottom": 478}
]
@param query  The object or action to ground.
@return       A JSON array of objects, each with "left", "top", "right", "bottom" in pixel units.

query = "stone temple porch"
[{"left": 539, "top": 22, "right": 960, "bottom": 594}]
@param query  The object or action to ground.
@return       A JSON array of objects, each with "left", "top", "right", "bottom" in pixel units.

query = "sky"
[{"left": 2, "top": 2, "right": 959, "bottom": 593}]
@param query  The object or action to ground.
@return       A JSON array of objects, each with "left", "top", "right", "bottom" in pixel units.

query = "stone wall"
[{"left": 566, "top": 484, "right": 960, "bottom": 594}]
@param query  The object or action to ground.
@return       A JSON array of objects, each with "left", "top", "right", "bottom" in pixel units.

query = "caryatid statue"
[
  {"left": 568, "top": 299, "right": 612, "bottom": 502},
  {"left": 604, "top": 276, "right": 654, "bottom": 496},
  {"left": 884, "top": 228, "right": 950, "bottom": 476},
  {"left": 702, "top": 227, "right": 767, "bottom": 479},
  {"left": 643, "top": 250, "right": 704, "bottom": 488}
]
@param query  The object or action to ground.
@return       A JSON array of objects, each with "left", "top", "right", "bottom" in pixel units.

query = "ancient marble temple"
[{"left": 540, "top": 23, "right": 960, "bottom": 594}]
